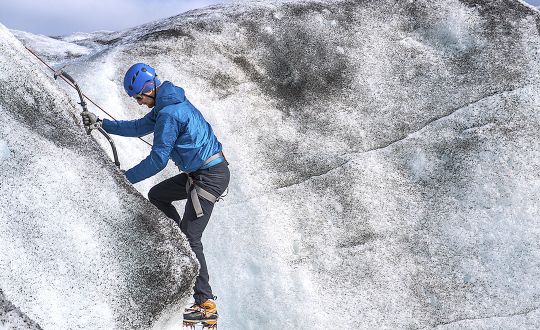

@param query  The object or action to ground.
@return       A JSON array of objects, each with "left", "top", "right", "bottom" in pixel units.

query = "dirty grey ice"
[{"left": 2, "top": 0, "right": 540, "bottom": 329}]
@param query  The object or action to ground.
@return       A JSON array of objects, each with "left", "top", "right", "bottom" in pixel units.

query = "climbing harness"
[{"left": 186, "top": 152, "right": 227, "bottom": 218}]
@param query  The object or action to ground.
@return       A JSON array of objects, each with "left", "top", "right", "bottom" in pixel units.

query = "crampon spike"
[{"left": 182, "top": 321, "right": 217, "bottom": 329}]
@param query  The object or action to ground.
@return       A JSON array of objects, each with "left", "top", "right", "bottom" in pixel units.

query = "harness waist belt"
[{"left": 200, "top": 151, "right": 225, "bottom": 169}]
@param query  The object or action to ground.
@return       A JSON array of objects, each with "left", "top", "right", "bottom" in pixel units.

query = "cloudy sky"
[
  {"left": 0, "top": 0, "right": 230, "bottom": 36},
  {"left": 524, "top": 0, "right": 540, "bottom": 7},
  {"left": 1, "top": 0, "right": 539, "bottom": 36}
]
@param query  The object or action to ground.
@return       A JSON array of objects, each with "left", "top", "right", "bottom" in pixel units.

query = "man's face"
[{"left": 135, "top": 92, "right": 155, "bottom": 108}]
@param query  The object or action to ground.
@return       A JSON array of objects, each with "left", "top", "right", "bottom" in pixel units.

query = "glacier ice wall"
[
  {"left": 8, "top": 0, "right": 540, "bottom": 329},
  {"left": 0, "top": 25, "right": 198, "bottom": 329}
]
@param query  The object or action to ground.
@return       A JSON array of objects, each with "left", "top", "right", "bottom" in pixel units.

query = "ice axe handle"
[
  {"left": 59, "top": 71, "right": 76, "bottom": 85},
  {"left": 56, "top": 70, "right": 88, "bottom": 111},
  {"left": 97, "top": 126, "right": 121, "bottom": 168}
]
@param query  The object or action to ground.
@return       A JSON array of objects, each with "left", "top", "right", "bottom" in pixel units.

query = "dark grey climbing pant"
[{"left": 148, "top": 161, "right": 230, "bottom": 304}]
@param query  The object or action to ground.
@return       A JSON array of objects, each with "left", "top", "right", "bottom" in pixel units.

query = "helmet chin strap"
[{"left": 146, "top": 77, "right": 158, "bottom": 100}]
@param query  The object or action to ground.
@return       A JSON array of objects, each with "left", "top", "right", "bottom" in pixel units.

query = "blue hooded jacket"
[{"left": 102, "top": 81, "right": 223, "bottom": 183}]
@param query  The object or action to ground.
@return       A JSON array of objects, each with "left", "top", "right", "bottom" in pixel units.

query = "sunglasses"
[
  {"left": 133, "top": 80, "right": 156, "bottom": 100},
  {"left": 134, "top": 92, "right": 146, "bottom": 100}
]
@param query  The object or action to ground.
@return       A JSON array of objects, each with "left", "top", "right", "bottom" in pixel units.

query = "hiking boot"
[{"left": 183, "top": 299, "right": 218, "bottom": 326}]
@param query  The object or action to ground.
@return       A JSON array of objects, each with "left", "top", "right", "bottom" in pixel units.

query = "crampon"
[{"left": 182, "top": 319, "right": 218, "bottom": 329}]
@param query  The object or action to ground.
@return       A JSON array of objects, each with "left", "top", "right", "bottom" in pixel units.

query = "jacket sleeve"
[
  {"left": 125, "top": 113, "right": 182, "bottom": 183},
  {"left": 102, "top": 110, "right": 156, "bottom": 137}
]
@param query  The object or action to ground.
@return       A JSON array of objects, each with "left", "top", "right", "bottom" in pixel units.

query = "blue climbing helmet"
[{"left": 123, "top": 63, "right": 161, "bottom": 97}]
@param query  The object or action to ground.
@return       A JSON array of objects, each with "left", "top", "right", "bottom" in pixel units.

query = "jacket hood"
[{"left": 154, "top": 81, "right": 186, "bottom": 111}]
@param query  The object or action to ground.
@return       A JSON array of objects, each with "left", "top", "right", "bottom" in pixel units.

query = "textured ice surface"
[
  {"left": 0, "top": 289, "right": 42, "bottom": 330},
  {"left": 0, "top": 25, "right": 198, "bottom": 329},
  {"left": 7, "top": 0, "right": 540, "bottom": 329}
]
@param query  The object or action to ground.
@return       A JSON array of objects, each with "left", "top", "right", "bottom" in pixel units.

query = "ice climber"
[{"left": 81, "top": 63, "right": 228, "bottom": 327}]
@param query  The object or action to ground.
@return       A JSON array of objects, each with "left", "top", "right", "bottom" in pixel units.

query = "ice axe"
[{"left": 54, "top": 69, "right": 121, "bottom": 167}]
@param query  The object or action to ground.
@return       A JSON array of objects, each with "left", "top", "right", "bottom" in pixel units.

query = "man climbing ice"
[{"left": 82, "top": 63, "right": 228, "bottom": 327}]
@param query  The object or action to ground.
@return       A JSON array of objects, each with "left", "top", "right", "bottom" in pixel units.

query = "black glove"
[{"left": 81, "top": 111, "right": 100, "bottom": 127}]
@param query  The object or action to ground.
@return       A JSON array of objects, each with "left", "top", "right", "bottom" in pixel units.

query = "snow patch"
[
  {"left": 60, "top": 31, "right": 114, "bottom": 43},
  {"left": 273, "top": 11, "right": 284, "bottom": 20},
  {"left": 11, "top": 29, "right": 92, "bottom": 64},
  {"left": 0, "top": 139, "right": 10, "bottom": 163}
]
